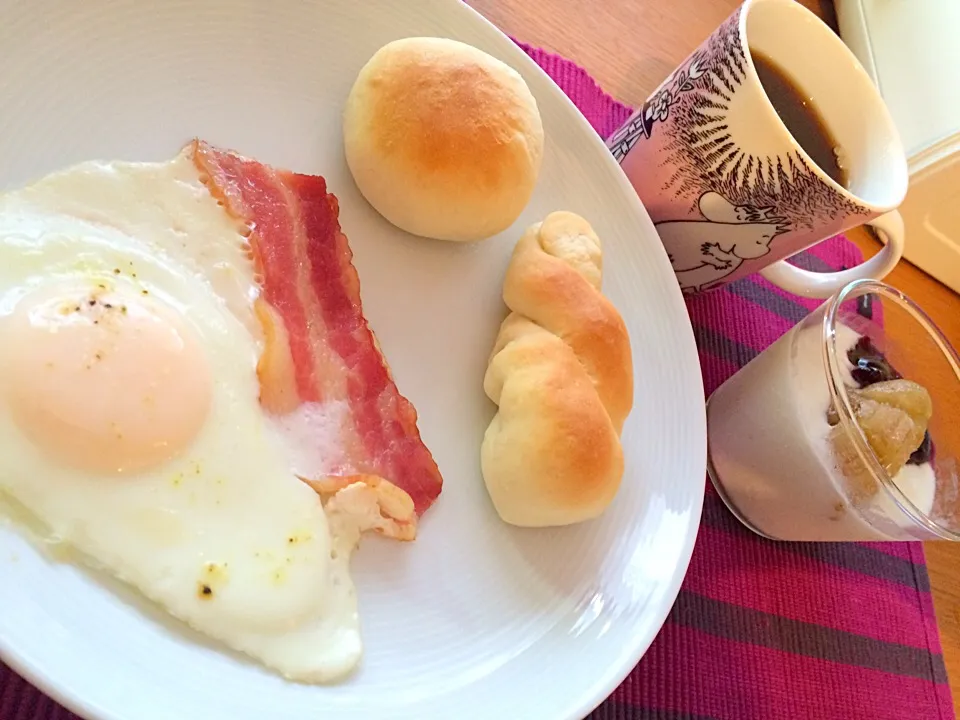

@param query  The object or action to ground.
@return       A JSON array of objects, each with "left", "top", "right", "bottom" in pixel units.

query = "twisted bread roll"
[{"left": 481, "top": 212, "right": 633, "bottom": 527}]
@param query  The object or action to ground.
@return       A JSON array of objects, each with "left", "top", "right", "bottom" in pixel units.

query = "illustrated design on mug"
[
  {"left": 608, "top": 52, "right": 708, "bottom": 161},
  {"left": 607, "top": 8, "right": 871, "bottom": 294},
  {"left": 661, "top": 191, "right": 788, "bottom": 292}
]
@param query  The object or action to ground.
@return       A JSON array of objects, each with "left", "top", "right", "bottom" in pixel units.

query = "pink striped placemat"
[
  {"left": 513, "top": 42, "right": 954, "bottom": 720},
  {"left": 1, "top": 40, "right": 953, "bottom": 720}
]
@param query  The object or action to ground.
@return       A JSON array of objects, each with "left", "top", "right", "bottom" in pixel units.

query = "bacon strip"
[{"left": 189, "top": 140, "right": 443, "bottom": 536}]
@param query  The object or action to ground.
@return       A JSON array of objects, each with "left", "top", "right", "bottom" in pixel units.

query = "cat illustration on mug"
[{"left": 660, "top": 192, "right": 789, "bottom": 293}]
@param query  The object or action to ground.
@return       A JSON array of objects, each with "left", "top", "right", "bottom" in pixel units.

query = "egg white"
[{"left": 0, "top": 154, "right": 363, "bottom": 682}]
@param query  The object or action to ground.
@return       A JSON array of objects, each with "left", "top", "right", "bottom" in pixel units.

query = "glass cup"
[{"left": 706, "top": 279, "right": 960, "bottom": 542}]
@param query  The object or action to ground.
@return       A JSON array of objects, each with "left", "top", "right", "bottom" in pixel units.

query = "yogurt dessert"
[{"left": 707, "top": 314, "right": 937, "bottom": 542}]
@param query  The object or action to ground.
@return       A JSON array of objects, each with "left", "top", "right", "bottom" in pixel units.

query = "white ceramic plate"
[{"left": 0, "top": 0, "right": 706, "bottom": 718}]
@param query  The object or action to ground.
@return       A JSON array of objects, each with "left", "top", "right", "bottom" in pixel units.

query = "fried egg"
[{"left": 0, "top": 154, "right": 363, "bottom": 682}]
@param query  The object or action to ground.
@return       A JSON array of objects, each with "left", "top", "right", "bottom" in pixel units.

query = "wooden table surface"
[{"left": 466, "top": 0, "right": 960, "bottom": 711}]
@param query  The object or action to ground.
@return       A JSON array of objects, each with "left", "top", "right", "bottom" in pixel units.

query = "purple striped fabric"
[{"left": 0, "top": 41, "right": 952, "bottom": 720}]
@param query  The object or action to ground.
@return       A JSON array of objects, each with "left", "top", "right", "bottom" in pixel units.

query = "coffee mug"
[{"left": 607, "top": 0, "right": 907, "bottom": 298}]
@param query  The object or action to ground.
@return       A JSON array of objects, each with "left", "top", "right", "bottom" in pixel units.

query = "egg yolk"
[{"left": 1, "top": 282, "right": 212, "bottom": 474}]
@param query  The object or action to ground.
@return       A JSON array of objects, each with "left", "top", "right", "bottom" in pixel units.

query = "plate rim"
[{"left": 453, "top": 3, "right": 707, "bottom": 716}]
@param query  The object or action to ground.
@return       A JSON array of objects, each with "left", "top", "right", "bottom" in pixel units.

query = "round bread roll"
[{"left": 342, "top": 37, "right": 544, "bottom": 242}]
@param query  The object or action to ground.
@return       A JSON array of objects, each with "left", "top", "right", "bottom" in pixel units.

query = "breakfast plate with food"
[{"left": 0, "top": 0, "right": 706, "bottom": 718}]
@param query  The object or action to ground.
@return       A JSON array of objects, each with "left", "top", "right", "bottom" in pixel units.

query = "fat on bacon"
[{"left": 189, "top": 140, "right": 443, "bottom": 540}]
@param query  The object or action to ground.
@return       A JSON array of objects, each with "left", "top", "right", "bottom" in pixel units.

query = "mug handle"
[{"left": 758, "top": 211, "right": 905, "bottom": 299}]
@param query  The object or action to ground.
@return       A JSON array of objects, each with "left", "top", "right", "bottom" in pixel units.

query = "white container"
[{"left": 836, "top": 0, "right": 960, "bottom": 293}]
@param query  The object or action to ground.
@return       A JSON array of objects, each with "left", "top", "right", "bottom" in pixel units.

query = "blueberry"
[
  {"left": 847, "top": 336, "right": 877, "bottom": 366},
  {"left": 851, "top": 362, "right": 894, "bottom": 387},
  {"left": 847, "top": 337, "right": 901, "bottom": 388},
  {"left": 907, "top": 430, "right": 934, "bottom": 466}
]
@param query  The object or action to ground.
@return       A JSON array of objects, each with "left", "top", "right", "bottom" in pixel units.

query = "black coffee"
[{"left": 751, "top": 49, "right": 849, "bottom": 188}]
